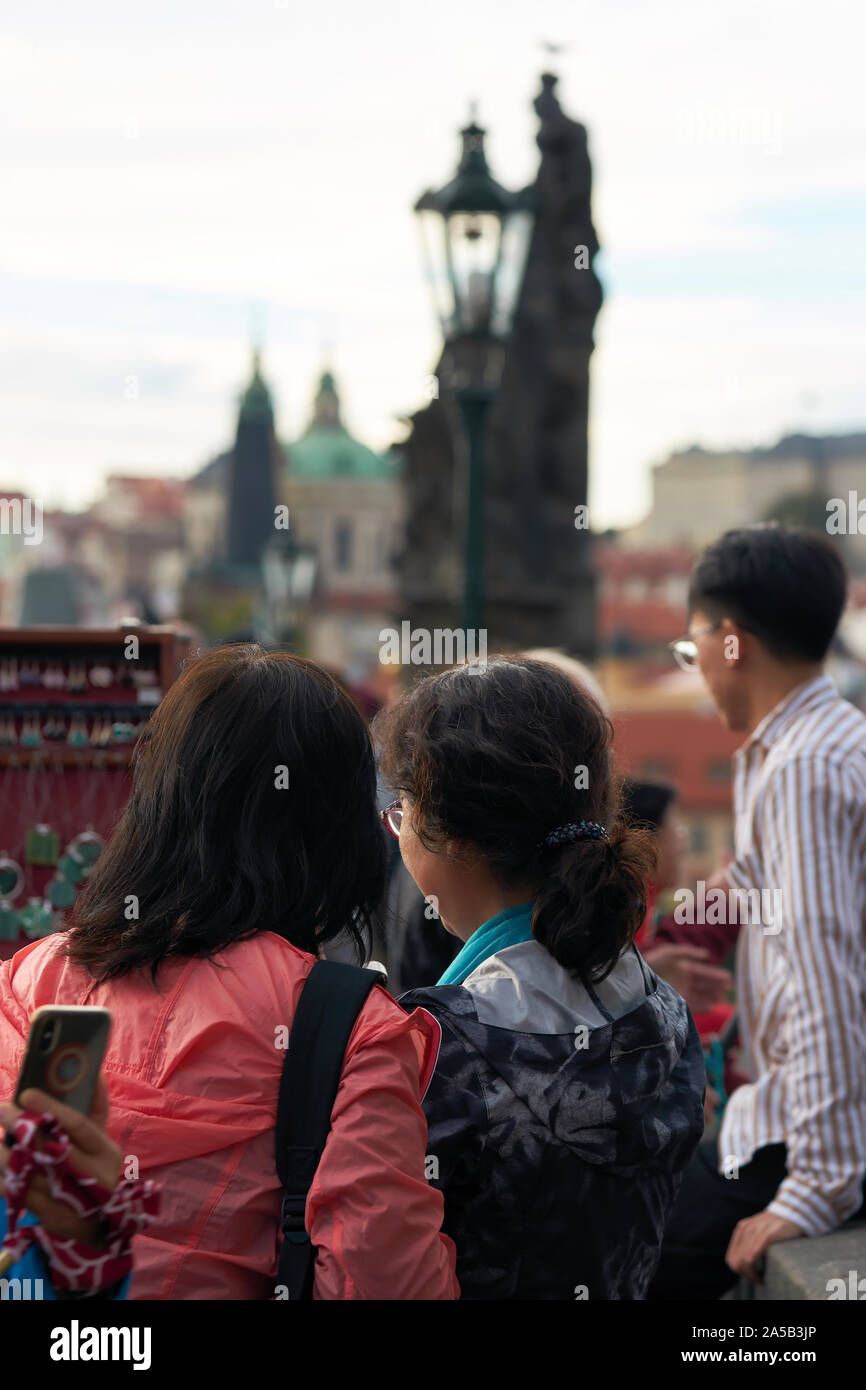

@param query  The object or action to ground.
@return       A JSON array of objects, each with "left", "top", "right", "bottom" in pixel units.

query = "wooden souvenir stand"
[{"left": 0, "top": 625, "right": 192, "bottom": 960}]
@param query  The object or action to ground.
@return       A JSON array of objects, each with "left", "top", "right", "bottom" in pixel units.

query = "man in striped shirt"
[{"left": 649, "top": 525, "right": 866, "bottom": 1299}]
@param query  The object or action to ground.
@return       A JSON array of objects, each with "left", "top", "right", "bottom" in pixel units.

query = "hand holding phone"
[
  {"left": 0, "top": 1070, "right": 123, "bottom": 1261},
  {"left": 1, "top": 1008, "right": 131, "bottom": 1278}
]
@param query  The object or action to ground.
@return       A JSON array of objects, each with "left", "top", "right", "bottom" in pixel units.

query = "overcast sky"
[{"left": 1, "top": 0, "right": 864, "bottom": 528}]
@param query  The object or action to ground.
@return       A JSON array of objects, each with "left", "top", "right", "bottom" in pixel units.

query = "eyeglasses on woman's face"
[
  {"left": 668, "top": 620, "right": 723, "bottom": 672},
  {"left": 381, "top": 800, "right": 403, "bottom": 839}
]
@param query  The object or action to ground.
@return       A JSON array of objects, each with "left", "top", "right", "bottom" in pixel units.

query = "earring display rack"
[{"left": 0, "top": 625, "right": 191, "bottom": 959}]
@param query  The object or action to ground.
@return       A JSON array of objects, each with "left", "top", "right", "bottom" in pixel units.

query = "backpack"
[{"left": 274, "top": 959, "right": 385, "bottom": 1301}]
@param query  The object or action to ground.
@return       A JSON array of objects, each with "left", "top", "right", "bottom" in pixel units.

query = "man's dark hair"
[{"left": 688, "top": 524, "right": 847, "bottom": 663}]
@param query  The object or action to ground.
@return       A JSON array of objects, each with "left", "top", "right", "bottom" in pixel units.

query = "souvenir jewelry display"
[
  {"left": 57, "top": 840, "right": 88, "bottom": 886},
  {"left": 89, "top": 714, "right": 111, "bottom": 747},
  {"left": 68, "top": 828, "right": 104, "bottom": 872},
  {"left": 67, "top": 713, "right": 90, "bottom": 748},
  {"left": 44, "top": 871, "right": 77, "bottom": 909},
  {"left": 55, "top": 759, "right": 106, "bottom": 893},
  {"left": 18, "top": 896, "right": 56, "bottom": 939},
  {"left": 25, "top": 821, "right": 60, "bottom": 867},
  {"left": 19, "top": 715, "right": 43, "bottom": 748},
  {"left": 0, "top": 639, "right": 171, "bottom": 941},
  {"left": 13, "top": 753, "right": 61, "bottom": 936},
  {"left": 0, "top": 658, "right": 18, "bottom": 692},
  {"left": 18, "top": 661, "right": 40, "bottom": 689},
  {"left": 130, "top": 665, "right": 161, "bottom": 705},
  {"left": 0, "top": 851, "right": 24, "bottom": 940},
  {"left": 67, "top": 662, "right": 87, "bottom": 693},
  {"left": 39, "top": 760, "right": 97, "bottom": 912},
  {"left": 22, "top": 751, "right": 60, "bottom": 869},
  {"left": 44, "top": 713, "right": 67, "bottom": 742},
  {"left": 0, "top": 754, "right": 24, "bottom": 939},
  {"left": 42, "top": 662, "right": 66, "bottom": 691}
]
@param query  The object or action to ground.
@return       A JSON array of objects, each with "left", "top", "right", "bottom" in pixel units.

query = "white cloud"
[{"left": 0, "top": 0, "right": 864, "bottom": 522}]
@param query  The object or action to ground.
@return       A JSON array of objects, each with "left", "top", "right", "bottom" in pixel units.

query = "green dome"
[{"left": 286, "top": 371, "right": 393, "bottom": 480}]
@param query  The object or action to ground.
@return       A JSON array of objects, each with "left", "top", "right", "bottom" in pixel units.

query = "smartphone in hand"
[{"left": 14, "top": 1005, "right": 111, "bottom": 1115}]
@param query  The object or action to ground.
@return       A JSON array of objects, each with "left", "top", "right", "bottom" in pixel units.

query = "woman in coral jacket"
[{"left": 0, "top": 645, "right": 457, "bottom": 1301}]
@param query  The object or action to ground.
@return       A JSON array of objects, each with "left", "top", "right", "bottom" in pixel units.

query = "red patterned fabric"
[{"left": 1, "top": 1109, "right": 161, "bottom": 1291}]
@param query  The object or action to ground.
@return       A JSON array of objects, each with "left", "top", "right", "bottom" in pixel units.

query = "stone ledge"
[{"left": 725, "top": 1222, "right": 866, "bottom": 1300}]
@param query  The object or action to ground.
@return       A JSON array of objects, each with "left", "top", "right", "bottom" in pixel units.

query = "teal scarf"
[{"left": 437, "top": 901, "right": 535, "bottom": 985}]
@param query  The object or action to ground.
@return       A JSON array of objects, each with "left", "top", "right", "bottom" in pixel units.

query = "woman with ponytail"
[{"left": 374, "top": 657, "right": 705, "bottom": 1300}]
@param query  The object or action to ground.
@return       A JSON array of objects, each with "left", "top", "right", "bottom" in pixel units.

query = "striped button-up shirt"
[{"left": 719, "top": 674, "right": 866, "bottom": 1235}]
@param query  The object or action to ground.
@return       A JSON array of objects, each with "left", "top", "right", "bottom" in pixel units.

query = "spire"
[
  {"left": 311, "top": 368, "right": 341, "bottom": 428},
  {"left": 239, "top": 348, "right": 274, "bottom": 425},
  {"left": 226, "top": 348, "right": 278, "bottom": 567}
]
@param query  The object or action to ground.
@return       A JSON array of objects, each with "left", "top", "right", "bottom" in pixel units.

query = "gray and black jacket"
[{"left": 400, "top": 940, "right": 705, "bottom": 1300}]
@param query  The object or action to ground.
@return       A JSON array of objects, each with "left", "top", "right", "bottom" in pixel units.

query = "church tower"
[{"left": 225, "top": 350, "right": 280, "bottom": 568}]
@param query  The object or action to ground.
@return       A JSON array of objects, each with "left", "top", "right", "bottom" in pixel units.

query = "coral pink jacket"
[{"left": 0, "top": 932, "right": 458, "bottom": 1300}]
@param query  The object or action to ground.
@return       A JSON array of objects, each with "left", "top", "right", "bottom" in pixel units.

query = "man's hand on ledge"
[{"left": 726, "top": 1210, "right": 805, "bottom": 1284}]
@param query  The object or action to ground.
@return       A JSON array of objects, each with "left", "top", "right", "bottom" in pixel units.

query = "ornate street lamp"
[
  {"left": 259, "top": 531, "right": 317, "bottom": 648},
  {"left": 415, "top": 108, "right": 534, "bottom": 631}
]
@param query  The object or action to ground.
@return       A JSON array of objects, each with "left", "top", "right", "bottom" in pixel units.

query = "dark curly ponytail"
[
  {"left": 374, "top": 656, "right": 656, "bottom": 983},
  {"left": 532, "top": 819, "right": 655, "bottom": 980}
]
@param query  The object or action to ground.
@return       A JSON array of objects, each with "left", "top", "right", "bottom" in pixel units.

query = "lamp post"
[
  {"left": 415, "top": 110, "right": 534, "bottom": 632},
  {"left": 259, "top": 531, "right": 317, "bottom": 648}
]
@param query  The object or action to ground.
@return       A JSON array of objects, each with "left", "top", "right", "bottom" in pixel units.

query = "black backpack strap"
[{"left": 275, "top": 959, "right": 384, "bottom": 1300}]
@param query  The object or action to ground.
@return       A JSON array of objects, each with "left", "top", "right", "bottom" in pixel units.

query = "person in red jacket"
[
  {"left": 620, "top": 779, "right": 747, "bottom": 1122},
  {"left": 621, "top": 778, "right": 734, "bottom": 1031},
  {"left": 0, "top": 645, "right": 458, "bottom": 1300}
]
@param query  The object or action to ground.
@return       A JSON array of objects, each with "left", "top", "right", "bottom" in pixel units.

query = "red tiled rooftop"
[
  {"left": 600, "top": 598, "right": 684, "bottom": 644},
  {"left": 105, "top": 476, "right": 187, "bottom": 519},
  {"left": 596, "top": 542, "right": 696, "bottom": 581},
  {"left": 612, "top": 708, "right": 743, "bottom": 811}
]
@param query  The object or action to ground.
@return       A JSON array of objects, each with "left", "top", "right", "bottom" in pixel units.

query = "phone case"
[{"left": 15, "top": 1005, "right": 112, "bottom": 1115}]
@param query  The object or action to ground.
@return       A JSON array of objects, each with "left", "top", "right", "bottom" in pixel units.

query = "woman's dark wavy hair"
[
  {"left": 374, "top": 657, "right": 656, "bottom": 983},
  {"left": 64, "top": 644, "right": 386, "bottom": 981}
]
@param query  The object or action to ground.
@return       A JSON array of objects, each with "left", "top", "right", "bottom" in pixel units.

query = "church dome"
[{"left": 286, "top": 370, "right": 393, "bottom": 480}]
